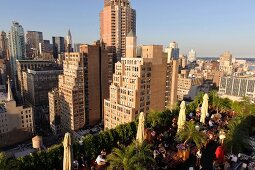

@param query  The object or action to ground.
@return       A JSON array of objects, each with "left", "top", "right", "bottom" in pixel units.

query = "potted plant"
[{"left": 176, "top": 121, "right": 207, "bottom": 161}]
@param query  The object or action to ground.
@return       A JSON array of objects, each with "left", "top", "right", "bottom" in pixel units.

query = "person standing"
[{"left": 196, "top": 149, "right": 202, "bottom": 168}]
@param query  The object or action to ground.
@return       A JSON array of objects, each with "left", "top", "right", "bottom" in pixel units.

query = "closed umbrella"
[
  {"left": 63, "top": 132, "right": 73, "bottom": 170},
  {"left": 178, "top": 101, "right": 186, "bottom": 131},
  {"left": 200, "top": 93, "right": 209, "bottom": 124},
  {"left": 136, "top": 112, "right": 145, "bottom": 145}
]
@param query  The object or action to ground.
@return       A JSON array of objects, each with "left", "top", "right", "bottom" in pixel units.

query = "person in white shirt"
[
  {"left": 196, "top": 149, "right": 202, "bottom": 168},
  {"left": 95, "top": 155, "right": 106, "bottom": 166},
  {"left": 209, "top": 120, "right": 214, "bottom": 128}
]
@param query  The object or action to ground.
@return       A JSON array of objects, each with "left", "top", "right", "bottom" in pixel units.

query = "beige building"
[
  {"left": 100, "top": 0, "right": 136, "bottom": 59},
  {"left": 104, "top": 32, "right": 168, "bottom": 129},
  {"left": 57, "top": 52, "right": 86, "bottom": 132},
  {"left": 0, "top": 79, "right": 33, "bottom": 147},
  {"left": 219, "top": 51, "right": 233, "bottom": 76},
  {"left": 177, "top": 71, "right": 204, "bottom": 101},
  {"left": 49, "top": 41, "right": 112, "bottom": 133},
  {"left": 179, "top": 54, "right": 187, "bottom": 69},
  {"left": 48, "top": 88, "right": 60, "bottom": 135},
  {"left": 203, "top": 69, "right": 223, "bottom": 87}
]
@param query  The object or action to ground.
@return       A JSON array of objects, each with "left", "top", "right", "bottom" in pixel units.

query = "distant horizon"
[{"left": 1, "top": 0, "right": 255, "bottom": 58}]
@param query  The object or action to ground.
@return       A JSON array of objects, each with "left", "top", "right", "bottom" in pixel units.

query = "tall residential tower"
[
  {"left": 100, "top": 0, "right": 136, "bottom": 60},
  {"left": 104, "top": 32, "right": 168, "bottom": 129}
]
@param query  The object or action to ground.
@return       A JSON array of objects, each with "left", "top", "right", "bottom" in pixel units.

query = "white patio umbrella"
[
  {"left": 177, "top": 101, "right": 186, "bottom": 131},
  {"left": 63, "top": 132, "right": 73, "bottom": 170},
  {"left": 200, "top": 93, "right": 209, "bottom": 124},
  {"left": 136, "top": 112, "right": 145, "bottom": 145}
]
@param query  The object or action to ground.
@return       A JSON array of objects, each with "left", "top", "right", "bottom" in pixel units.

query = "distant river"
[{"left": 249, "top": 66, "right": 255, "bottom": 70}]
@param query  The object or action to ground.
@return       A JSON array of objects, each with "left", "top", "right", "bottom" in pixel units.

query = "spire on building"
[
  {"left": 66, "top": 29, "right": 72, "bottom": 45},
  {"left": 66, "top": 29, "right": 73, "bottom": 52},
  {"left": 68, "top": 29, "right": 71, "bottom": 38},
  {"left": 7, "top": 78, "right": 14, "bottom": 101}
]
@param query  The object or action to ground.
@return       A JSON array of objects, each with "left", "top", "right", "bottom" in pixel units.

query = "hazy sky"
[{"left": 1, "top": 0, "right": 255, "bottom": 57}]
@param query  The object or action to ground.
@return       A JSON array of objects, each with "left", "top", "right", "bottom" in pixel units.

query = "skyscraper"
[
  {"left": 56, "top": 52, "right": 86, "bottom": 132},
  {"left": 104, "top": 32, "right": 167, "bottom": 129},
  {"left": 188, "top": 49, "right": 196, "bottom": 63},
  {"left": 52, "top": 36, "right": 65, "bottom": 59},
  {"left": 8, "top": 21, "right": 26, "bottom": 80},
  {"left": 26, "top": 31, "right": 43, "bottom": 58},
  {"left": 65, "top": 29, "right": 73, "bottom": 52},
  {"left": 165, "top": 42, "right": 179, "bottom": 109},
  {"left": 100, "top": 0, "right": 136, "bottom": 60},
  {"left": 0, "top": 31, "right": 8, "bottom": 59}
]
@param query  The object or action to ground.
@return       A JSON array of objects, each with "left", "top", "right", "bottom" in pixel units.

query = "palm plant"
[
  {"left": 209, "top": 91, "right": 221, "bottom": 113},
  {"left": 176, "top": 121, "right": 207, "bottom": 149},
  {"left": 0, "top": 152, "right": 7, "bottom": 170},
  {"left": 225, "top": 115, "right": 255, "bottom": 154},
  {"left": 194, "top": 92, "right": 205, "bottom": 107},
  {"left": 132, "top": 142, "right": 156, "bottom": 170},
  {"left": 232, "top": 97, "right": 255, "bottom": 116},
  {"left": 209, "top": 91, "right": 231, "bottom": 114},
  {"left": 107, "top": 144, "right": 135, "bottom": 170},
  {"left": 107, "top": 142, "right": 155, "bottom": 170}
]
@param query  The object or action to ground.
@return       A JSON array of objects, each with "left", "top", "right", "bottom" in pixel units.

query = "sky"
[{"left": 1, "top": 0, "right": 255, "bottom": 57}]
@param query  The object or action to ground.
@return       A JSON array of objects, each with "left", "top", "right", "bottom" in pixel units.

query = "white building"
[
  {"left": 219, "top": 51, "right": 233, "bottom": 76},
  {"left": 188, "top": 49, "right": 196, "bottom": 63},
  {"left": 165, "top": 42, "right": 179, "bottom": 63}
]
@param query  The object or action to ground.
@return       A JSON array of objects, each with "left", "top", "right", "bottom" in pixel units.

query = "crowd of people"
[{"left": 143, "top": 106, "right": 244, "bottom": 169}]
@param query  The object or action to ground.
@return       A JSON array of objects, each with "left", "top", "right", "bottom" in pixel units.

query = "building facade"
[
  {"left": 100, "top": 0, "right": 136, "bottom": 59},
  {"left": 49, "top": 41, "right": 113, "bottom": 133},
  {"left": 52, "top": 37, "right": 65, "bottom": 59},
  {"left": 177, "top": 71, "right": 204, "bottom": 101},
  {"left": 165, "top": 42, "right": 179, "bottom": 109},
  {"left": 8, "top": 21, "right": 26, "bottom": 81},
  {"left": 0, "top": 80, "right": 33, "bottom": 147},
  {"left": 74, "top": 43, "right": 81, "bottom": 53},
  {"left": 22, "top": 67, "right": 62, "bottom": 106},
  {"left": 104, "top": 32, "right": 167, "bottom": 129},
  {"left": 48, "top": 88, "right": 60, "bottom": 135},
  {"left": 188, "top": 49, "right": 196, "bottom": 63},
  {"left": 219, "top": 76, "right": 255, "bottom": 100},
  {"left": 26, "top": 31, "right": 43, "bottom": 58},
  {"left": 219, "top": 51, "right": 233, "bottom": 76},
  {"left": 16, "top": 60, "right": 56, "bottom": 100},
  {"left": 0, "top": 31, "right": 8, "bottom": 59}
]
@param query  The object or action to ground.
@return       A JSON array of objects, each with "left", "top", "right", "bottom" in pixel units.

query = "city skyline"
[{"left": 1, "top": 0, "right": 255, "bottom": 57}]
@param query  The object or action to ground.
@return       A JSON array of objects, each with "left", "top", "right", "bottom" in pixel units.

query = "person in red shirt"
[{"left": 215, "top": 145, "right": 224, "bottom": 164}]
